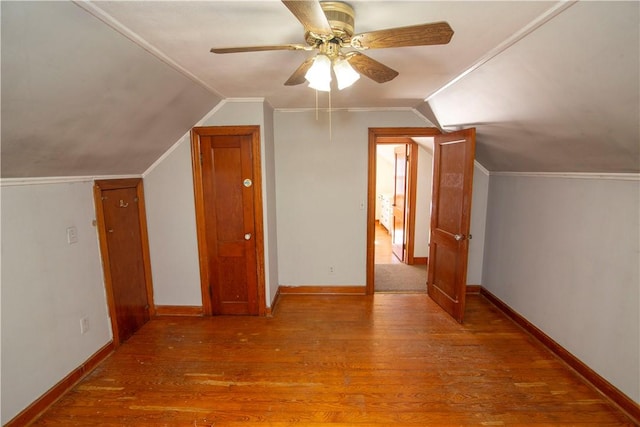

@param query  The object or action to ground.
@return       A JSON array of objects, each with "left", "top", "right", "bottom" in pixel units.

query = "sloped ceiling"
[
  {"left": 1, "top": 1, "right": 222, "bottom": 178},
  {"left": 1, "top": 1, "right": 638, "bottom": 177},
  {"left": 428, "top": 1, "right": 639, "bottom": 172}
]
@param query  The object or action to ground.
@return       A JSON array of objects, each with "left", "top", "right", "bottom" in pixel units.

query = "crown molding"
[
  {"left": 142, "top": 135, "right": 189, "bottom": 178},
  {"left": 274, "top": 106, "right": 416, "bottom": 113},
  {"left": 490, "top": 171, "right": 640, "bottom": 181},
  {"left": 474, "top": 161, "right": 491, "bottom": 176},
  {"left": 225, "top": 98, "right": 266, "bottom": 104},
  {"left": 0, "top": 175, "right": 142, "bottom": 187}
]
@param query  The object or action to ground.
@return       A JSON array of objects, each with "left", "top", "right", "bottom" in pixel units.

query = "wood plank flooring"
[
  {"left": 374, "top": 222, "right": 401, "bottom": 264},
  {"left": 32, "top": 294, "right": 634, "bottom": 426}
]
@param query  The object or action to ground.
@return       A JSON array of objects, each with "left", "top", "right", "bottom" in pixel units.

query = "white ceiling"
[
  {"left": 91, "top": 0, "right": 555, "bottom": 109},
  {"left": 1, "top": 1, "right": 638, "bottom": 176}
]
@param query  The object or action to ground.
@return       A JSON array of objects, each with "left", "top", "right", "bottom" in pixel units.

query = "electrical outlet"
[
  {"left": 67, "top": 226, "right": 78, "bottom": 244},
  {"left": 329, "top": 266, "right": 335, "bottom": 274},
  {"left": 80, "top": 317, "right": 89, "bottom": 334}
]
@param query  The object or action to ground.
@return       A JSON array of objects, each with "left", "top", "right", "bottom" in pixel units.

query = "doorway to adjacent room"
[{"left": 367, "top": 128, "right": 439, "bottom": 294}]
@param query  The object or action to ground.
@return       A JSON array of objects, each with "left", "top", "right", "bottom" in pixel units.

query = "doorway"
[
  {"left": 366, "top": 128, "right": 440, "bottom": 295},
  {"left": 367, "top": 127, "right": 477, "bottom": 323},
  {"left": 375, "top": 142, "right": 411, "bottom": 265},
  {"left": 374, "top": 142, "right": 428, "bottom": 292}
]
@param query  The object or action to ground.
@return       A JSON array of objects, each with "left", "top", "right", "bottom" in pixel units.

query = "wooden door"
[
  {"left": 192, "top": 126, "right": 265, "bottom": 316},
  {"left": 94, "top": 179, "right": 153, "bottom": 344},
  {"left": 427, "top": 128, "right": 476, "bottom": 323},
  {"left": 392, "top": 144, "right": 408, "bottom": 262}
]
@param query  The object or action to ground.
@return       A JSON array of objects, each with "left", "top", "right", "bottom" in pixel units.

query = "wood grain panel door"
[
  {"left": 192, "top": 126, "right": 265, "bottom": 316},
  {"left": 427, "top": 129, "right": 476, "bottom": 323},
  {"left": 392, "top": 144, "right": 408, "bottom": 262},
  {"left": 94, "top": 179, "right": 154, "bottom": 344}
]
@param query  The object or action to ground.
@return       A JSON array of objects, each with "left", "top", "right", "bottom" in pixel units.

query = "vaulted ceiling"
[{"left": 2, "top": 1, "right": 638, "bottom": 177}]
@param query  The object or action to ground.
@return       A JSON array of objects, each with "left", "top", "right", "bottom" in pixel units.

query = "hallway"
[{"left": 374, "top": 221, "right": 401, "bottom": 264}]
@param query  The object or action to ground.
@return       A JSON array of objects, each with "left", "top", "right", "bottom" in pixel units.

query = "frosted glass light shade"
[
  {"left": 308, "top": 79, "right": 331, "bottom": 92},
  {"left": 333, "top": 58, "right": 360, "bottom": 90},
  {"left": 305, "top": 54, "right": 332, "bottom": 92}
]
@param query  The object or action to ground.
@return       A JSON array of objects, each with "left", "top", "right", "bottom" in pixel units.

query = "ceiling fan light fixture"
[
  {"left": 211, "top": 1, "right": 455, "bottom": 91},
  {"left": 333, "top": 57, "right": 360, "bottom": 90},
  {"left": 308, "top": 78, "right": 332, "bottom": 92},
  {"left": 305, "top": 54, "right": 332, "bottom": 91}
]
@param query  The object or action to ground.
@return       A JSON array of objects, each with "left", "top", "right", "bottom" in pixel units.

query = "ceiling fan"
[{"left": 210, "top": 1, "right": 454, "bottom": 91}]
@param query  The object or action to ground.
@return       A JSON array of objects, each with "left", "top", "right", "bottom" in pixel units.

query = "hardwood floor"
[
  {"left": 374, "top": 222, "right": 401, "bottom": 264},
  {"left": 32, "top": 294, "right": 634, "bottom": 426}
]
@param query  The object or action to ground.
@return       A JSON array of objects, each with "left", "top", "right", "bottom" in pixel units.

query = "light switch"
[{"left": 67, "top": 226, "right": 78, "bottom": 244}]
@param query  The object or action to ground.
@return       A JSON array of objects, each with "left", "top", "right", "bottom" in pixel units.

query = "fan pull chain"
[
  {"left": 312, "top": 89, "right": 331, "bottom": 141},
  {"left": 328, "top": 89, "right": 332, "bottom": 141}
]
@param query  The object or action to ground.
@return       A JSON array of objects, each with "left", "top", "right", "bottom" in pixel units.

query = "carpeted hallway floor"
[
  {"left": 374, "top": 263, "right": 427, "bottom": 292},
  {"left": 374, "top": 222, "right": 428, "bottom": 292}
]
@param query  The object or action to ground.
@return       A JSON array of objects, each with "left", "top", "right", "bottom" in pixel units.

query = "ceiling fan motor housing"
[{"left": 305, "top": 1, "right": 355, "bottom": 46}]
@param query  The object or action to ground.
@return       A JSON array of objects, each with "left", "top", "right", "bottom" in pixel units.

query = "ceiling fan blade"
[
  {"left": 284, "top": 57, "right": 315, "bottom": 86},
  {"left": 351, "top": 22, "right": 454, "bottom": 49},
  {"left": 281, "top": 0, "right": 333, "bottom": 36},
  {"left": 346, "top": 52, "right": 398, "bottom": 83},
  {"left": 211, "top": 44, "right": 310, "bottom": 54}
]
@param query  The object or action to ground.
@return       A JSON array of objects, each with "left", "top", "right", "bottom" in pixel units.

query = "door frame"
[
  {"left": 93, "top": 178, "right": 155, "bottom": 347},
  {"left": 191, "top": 125, "right": 267, "bottom": 316},
  {"left": 391, "top": 143, "right": 409, "bottom": 263},
  {"left": 366, "top": 127, "right": 440, "bottom": 295}
]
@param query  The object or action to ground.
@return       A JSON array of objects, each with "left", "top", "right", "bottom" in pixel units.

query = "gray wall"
[
  {"left": 482, "top": 173, "right": 640, "bottom": 401},
  {"left": 1, "top": 179, "right": 113, "bottom": 423},
  {"left": 262, "top": 102, "right": 280, "bottom": 304},
  {"left": 467, "top": 164, "right": 490, "bottom": 285},
  {"left": 142, "top": 135, "right": 202, "bottom": 306},
  {"left": 143, "top": 99, "right": 277, "bottom": 306},
  {"left": 273, "top": 109, "right": 489, "bottom": 286},
  {"left": 274, "top": 109, "right": 430, "bottom": 286}
]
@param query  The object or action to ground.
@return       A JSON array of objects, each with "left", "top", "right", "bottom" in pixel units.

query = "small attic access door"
[
  {"left": 94, "top": 178, "right": 154, "bottom": 345},
  {"left": 191, "top": 126, "right": 266, "bottom": 316}
]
